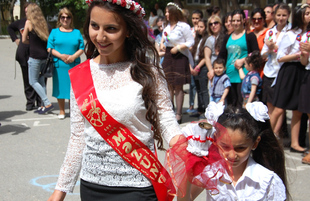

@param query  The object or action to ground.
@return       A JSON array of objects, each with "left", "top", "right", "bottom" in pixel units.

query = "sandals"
[{"left": 302, "top": 153, "right": 310, "bottom": 165}]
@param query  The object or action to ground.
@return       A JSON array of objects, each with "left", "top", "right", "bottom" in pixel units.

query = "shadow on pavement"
[
  {"left": 0, "top": 95, "right": 11, "bottom": 100},
  {"left": 0, "top": 124, "right": 30, "bottom": 135},
  {"left": 0, "top": 110, "right": 27, "bottom": 121}
]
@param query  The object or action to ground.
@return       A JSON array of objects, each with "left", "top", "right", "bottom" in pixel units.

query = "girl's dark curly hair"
[
  {"left": 217, "top": 106, "right": 289, "bottom": 199},
  {"left": 245, "top": 50, "right": 263, "bottom": 71},
  {"left": 84, "top": 1, "right": 166, "bottom": 150}
]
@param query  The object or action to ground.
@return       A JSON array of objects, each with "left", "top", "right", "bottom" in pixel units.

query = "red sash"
[{"left": 69, "top": 60, "right": 175, "bottom": 201}]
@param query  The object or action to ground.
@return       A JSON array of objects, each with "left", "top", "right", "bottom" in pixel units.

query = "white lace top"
[
  {"left": 55, "top": 59, "right": 181, "bottom": 193},
  {"left": 206, "top": 157, "right": 286, "bottom": 201}
]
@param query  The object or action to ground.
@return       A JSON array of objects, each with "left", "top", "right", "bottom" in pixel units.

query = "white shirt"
[
  {"left": 55, "top": 60, "right": 180, "bottom": 193},
  {"left": 277, "top": 28, "right": 303, "bottom": 62},
  {"left": 261, "top": 24, "right": 291, "bottom": 78},
  {"left": 163, "top": 21, "right": 195, "bottom": 66},
  {"left": 206, "top": 157, "right": 286, "bottom": 201}
]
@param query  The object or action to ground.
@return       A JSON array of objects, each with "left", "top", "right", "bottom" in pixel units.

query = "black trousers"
[
  {"left": 80, "top": 179, "right": 158, "bottom": 201},
  {"left": 20, "top": 64, "right": 41, "bottom": 108},
  {"left": 227, "top": 83, "right": 242, "bottom": 108}
]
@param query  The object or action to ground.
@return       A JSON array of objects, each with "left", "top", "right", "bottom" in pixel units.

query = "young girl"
[
  {"left": 239, "top": 51, "right": 262, "bottom": 106},
  {"left": 205, "top": 102, "right": 288, "bottom": 200},
  {"left": 270, "top": 4, "right": 310, "bottom": 153},
  {"left": 175, "top": 102, "right": 288, "bottom": 201},
  {"left": 190, "top": 19, "right": 209, "bottom": 118},
  {"left": 188, "top": 10, "right": 203, "bottom": 114},
  {"left": 48, "top": 1, "right": 182, "bottom": 200},
  {"left": 261, "top": 3, "right": 291, "bottom": 137}
]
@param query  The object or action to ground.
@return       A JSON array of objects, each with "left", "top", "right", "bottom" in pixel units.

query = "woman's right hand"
[{"left": 47, "top": 190, "right": 66, "bottom": 201}]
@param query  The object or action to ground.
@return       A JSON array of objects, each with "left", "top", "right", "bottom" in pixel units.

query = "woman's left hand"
[
  {"left": 234, "top": 59, "right": 244, "bottom": 70},
  {"left": 170, "top": 46, "right": 178, "bottom": 54},
  {"left": 65, "top": 55, "right": 75, "bottom": 64}
]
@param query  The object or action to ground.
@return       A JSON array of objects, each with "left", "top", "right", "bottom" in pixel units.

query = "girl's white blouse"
[
  {"left": 55, "top": 59, "right": 181, "bottom": 193},
  {"left": 277, "top": 28, "right": 303, "bottom": 61},
  {"left": 261, "top": 24, "right": 291, "bottom": 78},
  {"left": 206, "top": 157, "right": 286, "bottom": 201}
]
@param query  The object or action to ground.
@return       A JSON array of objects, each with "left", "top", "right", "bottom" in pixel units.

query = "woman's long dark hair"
[
  {"left": 191, "top": 19, "right": 208, "bottom": 61},
  {"left": 291, "top": 4, "right": 310, "bottom": 32},
  {"left": 84, "top": 1, "right": 166, "bottom": 150},
  {"left": 217, "top": 106, "right": 289, "bottom": 198}
]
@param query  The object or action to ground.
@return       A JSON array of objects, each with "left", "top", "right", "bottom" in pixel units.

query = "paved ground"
[{"left": 0, "top": 38, "right": 309, "bottom": 201}]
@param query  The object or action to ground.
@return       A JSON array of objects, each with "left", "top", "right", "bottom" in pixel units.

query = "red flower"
[
  {"left": 112, "top": 0, "right": 118, "bottom": 4},
  {"left": 120, "top": 0, "right": 126, "bottom": 7},
  {"left": 130, "top": 3, "right": 135, "bottom": 10}
]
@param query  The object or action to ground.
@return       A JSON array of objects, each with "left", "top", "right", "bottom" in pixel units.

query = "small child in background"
[
  {"left": 209, "top": 58, "right": 231, "bottom": 105},
  {"left": 239, "top": 50, "right": 262, "bottom": 107}
]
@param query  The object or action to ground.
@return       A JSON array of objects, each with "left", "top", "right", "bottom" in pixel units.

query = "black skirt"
[
  {"left": 298, "top": 70, "right": 310, "bottom": 114},
  {"left": 162, "top": 47, "right": 190, "bottom": 86},
  {"left": 80, "top": 179, "right": 158, "bottom": 201},
  {"left": 262, "top": 76, "right": 275, "bottom": 104},
  {"left": 272, "top": 62, "right": 305, "bottom": 110}
]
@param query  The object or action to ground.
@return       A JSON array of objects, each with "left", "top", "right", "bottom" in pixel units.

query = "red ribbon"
[{"left": 69, "top": 60, "right": 175, "bottom": 201}]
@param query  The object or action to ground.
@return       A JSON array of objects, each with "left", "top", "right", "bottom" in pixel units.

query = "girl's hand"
[
  {"left": 300, "top": 42, "right": 310, "bottom": 52},
  {"left": 207, "top": 69, "right": 214, "bottom": 80},
  {"left": 234, "top": 59, "right": 244, "bottom": 70},
  {"left": 170, "top": 46, "right": 178, "bottom": 54},
  {"left": 265, "top": 39, "right": 275, "bottom": 51},
  {"left": 190, "top": 67, "right": 198, "bottom": 76},
  {"left": 47, "top": 190, "right": 66, "bottom": 201}
]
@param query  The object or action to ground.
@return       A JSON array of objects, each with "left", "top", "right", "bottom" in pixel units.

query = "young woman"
[
  {"left": 264, "top": 5, "right": 276, "bottom": 29},
  {"left": 48, "top": 1, "right": 182, "bottom": 200},
  {"left": 47, "top": 8, "right": 84, "bottom": 119},
  {"left": 160, "top": 2, "right": 194, "bottom": 123},
  {"left": 261, "top": 3, "right": 291, "bottom": 137},
  {"left": 251, "top": 8, "right": 269, "bottom": 51},
  {"left": 22, "top": 3, "right": 53, "bottom": 114},
  {"left": 218, "top": 9, "right": 259, "bottom": 108},
  {"left": 204, "top": 15, "right": 224, "bottom": 81},
  {"left": 222, "top": 12, "right": 234, "bottom": 35},
  {"left": 271, "top": 4, "right": 310, "bottom": 153},
  {"left": 188, "top": 9, "right": 203, "bottom": 114},
  {"left": 190, "top": 19, "right": 209, "bottom": 118}
]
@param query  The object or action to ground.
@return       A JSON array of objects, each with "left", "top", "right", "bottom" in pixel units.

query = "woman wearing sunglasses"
[
  {"left": 251, "top": 8, "right": 269, "bottom": 52},
  {"left": 204, "top": 15, "right": 224, "bottom": 81},
  {"left": 47, "top": 7, "right": 84, "bottom": 119},
  {"left": 218, "top": 9, "right": 259, "bottom": 108}
]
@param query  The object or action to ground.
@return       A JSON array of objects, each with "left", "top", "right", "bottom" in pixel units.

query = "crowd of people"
[{"left": 6, "top": 0, "right": 310, "bottom": 200}]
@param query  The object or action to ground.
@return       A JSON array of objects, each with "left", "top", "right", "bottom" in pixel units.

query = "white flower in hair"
[
  {"left": 204, "top": 101, "right": 225, "bottom": 125},
  {"left": 246, "top": 102, "right": 270, "bottom": 122}
]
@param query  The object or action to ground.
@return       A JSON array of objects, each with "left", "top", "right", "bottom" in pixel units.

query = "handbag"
[{"left": 41, "top": 49, "right": 54, "bottom": 78}]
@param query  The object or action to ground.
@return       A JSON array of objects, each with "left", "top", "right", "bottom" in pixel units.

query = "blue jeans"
[{"left": 28, "top": 57, "right": 51, "bottom": 106}]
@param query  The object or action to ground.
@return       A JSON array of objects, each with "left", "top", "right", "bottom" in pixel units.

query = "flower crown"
[
  {"left": 85, "top": 0, "right": 146, "bottom": 18},
  {"left": 167, "top": 2, "right": 182, "bottom": 12}
]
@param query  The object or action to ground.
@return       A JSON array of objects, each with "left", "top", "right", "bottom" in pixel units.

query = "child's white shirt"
[{"left": 205, "top": 157, "right": 286, "bottom": 201}]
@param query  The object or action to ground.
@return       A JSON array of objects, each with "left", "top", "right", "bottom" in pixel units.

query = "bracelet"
[
  {"left": 194, "top": 66, "right": 200, "bottom": 72},
  {"left": 176, "top": 45, "right": 181, "bottom": 52}
]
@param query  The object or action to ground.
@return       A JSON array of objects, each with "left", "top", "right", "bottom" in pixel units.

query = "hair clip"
[
  {"left": 248, "top": 53, "right": 252, "bottom": 57},
  {"left": 301, "top": 4, "right": 309, "bottom": 9}
]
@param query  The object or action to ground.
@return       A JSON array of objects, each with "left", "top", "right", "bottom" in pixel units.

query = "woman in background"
[
  {"left": 22, "top": 3, "right": 53, "bottom": 115},
  {"left": 160, "top": 2, "right": 194, "bottom": 123},
  {"left": 47, "top": 8, "right": 84, "bottom": 119}
]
